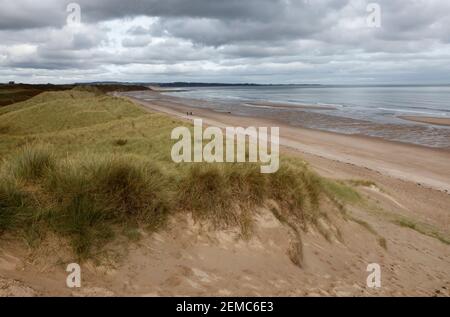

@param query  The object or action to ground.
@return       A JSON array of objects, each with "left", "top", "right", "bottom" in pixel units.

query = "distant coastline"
[{"left": 6, "top": 80, "right": 450, "bottom": 89}]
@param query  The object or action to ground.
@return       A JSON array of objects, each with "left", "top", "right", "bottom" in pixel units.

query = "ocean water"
[{"left": 163, "top": 85, "right": 450, "bottom": 149}]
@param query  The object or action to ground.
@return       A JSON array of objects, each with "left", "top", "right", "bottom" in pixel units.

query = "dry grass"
[
  {"left": 0, "top": 88, "right": 352, "bottom": 260},
  {"left": 0, "top": 83, "right": 150, "bottom": 108},
  {"left": 349, "top": 216, "right": 388, "bottom": 249},
  {"left": 10, "top": 143, "right": 55, "bottom": 180},
  {"left": 394, "top": 218, "right": 449, "bottom": 245}
]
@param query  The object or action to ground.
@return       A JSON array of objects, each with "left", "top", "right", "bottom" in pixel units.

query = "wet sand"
[
  {"left": 400, "top": 116, "right": 450, "bottom": 127},
  {"left": 134, "top": 91, "right": 450, "bottom": 149},
  {"left": 243, "top": 101, "right": 337, "bottom": 111}
]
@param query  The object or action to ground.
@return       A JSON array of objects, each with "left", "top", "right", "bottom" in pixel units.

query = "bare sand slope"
[{"left": 1, "top": 204, "right": 449, "bottom": 297}]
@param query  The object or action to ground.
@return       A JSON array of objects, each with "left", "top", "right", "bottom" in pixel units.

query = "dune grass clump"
[
  {"left": 43, "top": 159, "right": 122, "bottom": 258},
  {"left": 114, "top": 139, "right": 128, "bottom": 146},
  {"left": 178, "top": 165, "right": 234, "bottom": 227},
  {"left": 0, "top": 147, "right": 173, "bottom": 259},
  {"left": 49, "top": 192, "right": 115, "bottom": 259},
  {"left": 226, "top": 163, "right": 268, "bottom": 207},
  {"left": 267, "top": 163, "right": 323, "bottom": 228},
  {"left": 89, "top": 156, "right": 171, "bottom": 225},
  {"left": 0, "top": 173, "right": 31, "bottom": 233},
  {"left": 11, "top": 143, "right": 55, "bottom": 180},
  {"left": 43, "top": 155, "right": 172, "bottom": 258},
  {"left": 394, "top": 218, "right": 450, "bottom": 245},
  {"left": 177, "top": 160, "right": 331, "bottom": 237},
  {"left": 321, "top": 178, "right": 361, "bottom": 205}
]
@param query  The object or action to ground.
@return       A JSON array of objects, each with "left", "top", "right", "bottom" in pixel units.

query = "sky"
[{"left": 1, "top": 0, "right": 450, "bottom": 84}]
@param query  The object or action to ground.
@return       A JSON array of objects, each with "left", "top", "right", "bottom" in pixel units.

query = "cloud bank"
[{"left": 1, "top": 0, "right": 450, "bottom": 84}]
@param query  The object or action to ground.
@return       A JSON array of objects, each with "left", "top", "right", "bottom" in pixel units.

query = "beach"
[
  {"left": 107, "top": 90, "right": 449, "bottom": 296},
  {"left": 122, "top": 90, "right": 450, "bottom": 240},
  {"left": 123, "top": 91, "right": 450, "bottom": 194},
  {"left": 157, "top": 85, "right": 450, "bottom": 150}
]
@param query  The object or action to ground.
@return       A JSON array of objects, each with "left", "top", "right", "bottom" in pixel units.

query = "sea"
[{"left": 162, "top": 85, "right": 450, "bottom": 149}]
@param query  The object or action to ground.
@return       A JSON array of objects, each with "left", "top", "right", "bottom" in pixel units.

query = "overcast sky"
[{"left": 1, "top": 0, "right": 450, "bottom": 84}]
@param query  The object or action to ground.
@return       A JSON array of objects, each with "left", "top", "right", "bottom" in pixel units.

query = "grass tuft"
[
  {"left": 321, "top": 179, "right": 361, "bottom": 204},
  {"left": 178, "top": 165, "right": 235, "bottom": 227},
  {"left": 0, "top": 173, "right": 30, "bottom": 233},
  {"left": 90, "top": 156, "right": 171, "bottom": 225},
  {"left": 11, "top": 143, "right": 55, "bottom": 180},
  {"left": 346, "top": 179, "right": 377, "bottom": 187},
  {"left": 395, "top": 218, "right": 449, "bottom": 245},
  {"left": 114, "top": 139, "right": 128, "bottom": 146},
  {"left": 50, "top": 192, "right": 114, "bottom": 259},
  {"left": 349, "top": 215, "right": 388, "bottom": 250},
  {"left": 267, "top": 163, "right": 324, "bottom": 230},
  {"left": 44, "top": 155, "right": 172, "bottom": 258}
]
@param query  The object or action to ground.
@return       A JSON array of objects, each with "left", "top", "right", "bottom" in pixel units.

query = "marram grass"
[{"left": 0, "top": 89, "right": 354, "bottom": 259}]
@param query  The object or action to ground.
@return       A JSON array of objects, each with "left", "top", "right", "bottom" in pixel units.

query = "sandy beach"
[
  {"left": 122, "top": 90, "right": 450, "bottom": 240},
  {"left": 77, "top": 90, "right": 448, "bottom": 297}
]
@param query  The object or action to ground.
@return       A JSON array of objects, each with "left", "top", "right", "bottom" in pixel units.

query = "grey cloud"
[
  {"left": 122, "top": 36, "right": 152, "bottom": 48},
  {"left": 127, "top": 25, "right": 151, "bottom": 35},
  {"left": 0, "top": 1, "right": 67, "bottom": 30},
  {"left": 0, "top": 0, "right": 450, "bottom": 84}
]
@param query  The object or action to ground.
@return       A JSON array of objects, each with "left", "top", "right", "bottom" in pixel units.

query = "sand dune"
[{"left": 1, "top": 201, "right": 449, "bottom": 296}]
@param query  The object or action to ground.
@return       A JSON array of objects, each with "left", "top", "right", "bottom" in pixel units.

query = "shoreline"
[
  {"left": 399, "top": 115, "right": 450, "bottom": 127},
  {"left": 126, "top": 91, "right": 450, "bottom": 152},
  {"left": 144, "top": 91, "right": 450, "bottom": 150},
  {"left": 121, "top": 91, "right": 450, "bottom": 193},
  {"left": 242, "top": 101, "right": 337, "bottom": 111}
]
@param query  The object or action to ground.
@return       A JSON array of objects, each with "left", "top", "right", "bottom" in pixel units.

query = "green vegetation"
[
  {"left": 348, "top": 216, "right": 388, "bottom": 249},
  {"left": 0, "top": 83, "right": 149, "bottom": 108},
  {"left": 327, "top": 177, "right": 449, "bottom": 246},
  {"left": 0, "top": 84, "right": 72, "bottom": 107},
  {"left": 394, "top": 218, "right": 449, "bottom": 245},
  {"left": 0, "top": 87, "right": 350, "bottom": 260},
  {"left": 347, "top": 189, "right": 450, "bottom": 246},
  {"left": 10, "top": 143, "right": 56, "bottom": 179},
  {"left": 321, "top": 179, "right": 362, "bottom": 205},
  {"left": 345, "top": 179, "right": 377, "bottom": 188}
]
